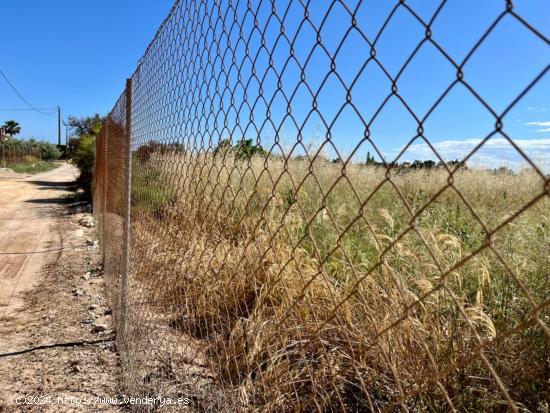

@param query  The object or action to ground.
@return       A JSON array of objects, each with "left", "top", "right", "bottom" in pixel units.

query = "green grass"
[
  {"left": 7, "top": 160, "right": 60, "bottom": 174},
  {"left": 131, "top": 159, "right": 176, "bottom": 216}
]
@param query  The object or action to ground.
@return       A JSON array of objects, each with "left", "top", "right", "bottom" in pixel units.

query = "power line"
[
  {"left": 0, "top": 108, "right": 57, "bottom": 112},
  {"left": 0, "top": 69, "right": 56, "bottom": 115}
]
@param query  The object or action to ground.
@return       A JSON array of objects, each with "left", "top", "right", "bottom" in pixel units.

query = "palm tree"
[{"left": 3, "top": 120, "right": 21, "bottom": 137}]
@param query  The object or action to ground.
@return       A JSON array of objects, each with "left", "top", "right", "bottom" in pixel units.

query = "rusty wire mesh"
[{"left": 94, "top": 0, "right": 549, "bottom": 411}]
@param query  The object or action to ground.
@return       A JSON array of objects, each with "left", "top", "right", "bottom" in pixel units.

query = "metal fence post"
[
  {"left": 120, "top": 78, "right": 133, "bottom": 346},
  {"left": 102, "top": 122, "right": 108, "bottom": 263}
]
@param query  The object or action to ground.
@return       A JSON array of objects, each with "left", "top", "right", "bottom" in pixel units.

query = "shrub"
[
  {"left": 72, "top": 135, "right": 95, "bottom": 187},
  {"left": 39, "top": 142, "right": 61, "bottom": 161},
  {"left": 214, "top": 138, "right": 267, "bottom": 160},
  {"left": 23, "top": 155, "right": 39, "bottom": 164},
  {"left": 136, "top": 141, "right": 165, "bottom": 164},
  {"left": 0, "top": 138, "right": 61, "bottom": 161}
]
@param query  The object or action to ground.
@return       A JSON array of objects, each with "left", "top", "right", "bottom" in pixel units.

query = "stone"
[{"left": 92, "top": 323, "right": 108, "bottom": 333}]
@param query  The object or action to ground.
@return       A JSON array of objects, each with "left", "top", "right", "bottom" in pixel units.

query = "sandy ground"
[
  {"left": 0, "top": 164, "right": 124, "bottom": 412},
  {"left": 0, "top": 164, "right": 76, "bottom": 312}
]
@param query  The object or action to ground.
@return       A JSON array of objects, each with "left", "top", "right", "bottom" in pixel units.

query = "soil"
[{"left": 0, "top": 164, "right": 124, "bottom": 412}]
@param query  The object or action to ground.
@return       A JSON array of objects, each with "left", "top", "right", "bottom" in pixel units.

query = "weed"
[
  {"left": 7, "top": 159, "right": 60, "bottom": 175},
  {"left": 130, "top": 154, "right": 549, "bottom": 411}
]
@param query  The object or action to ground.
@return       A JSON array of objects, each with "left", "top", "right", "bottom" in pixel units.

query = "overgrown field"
[
  {"left": 130, "top": 152, "right": 549, "bottom": 412},
  {"left": 4, "top": 156, "right": 60, "bottom": 174}
]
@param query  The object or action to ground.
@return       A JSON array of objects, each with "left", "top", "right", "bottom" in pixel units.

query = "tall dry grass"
[{"left": 130, "top": 151, "right": 549, "bottom": 412}]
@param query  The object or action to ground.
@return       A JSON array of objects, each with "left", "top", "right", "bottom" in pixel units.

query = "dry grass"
[{"left": 130, "top": 152, "right": 549, "bottom": 412}]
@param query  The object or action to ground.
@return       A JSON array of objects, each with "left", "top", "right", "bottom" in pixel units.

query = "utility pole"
[{"left": 57, "top": 106, "right": 61, "bottom": 146}]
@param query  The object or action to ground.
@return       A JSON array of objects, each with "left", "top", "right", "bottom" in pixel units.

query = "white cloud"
[
  {"left": 393, "top": 137, "right": 550, "bottom": 172},
  {"left": 526, "top": 121, "right": 550, "bottom": 127},
  {"left": 526, "top": 107, "right": 548, "bottom": 113},
  {"left": 537, "top": 128, "right": 550, "bottom": 133}
]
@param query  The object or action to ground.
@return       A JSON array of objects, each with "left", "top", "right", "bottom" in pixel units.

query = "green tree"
[
  {"left": 366, "top": 151, "right": 375, "bottom": 165},
  {"left": 65, "top": 113, "right": 105, "bottom": 195},
  {"left": 72, "top": 135, "right": 95, "bottom": 188},
  {"left": 3, "top": 120, "right": 21, "bottom": 137},
  {"left": 214, "top": 138, "right": 232, "bottom": 156},
  {"left": 67, "top": 114, "right": 105, "bottom": 137},
  {"left": 214, "top": 138, "right": 266, "bottom": 160}
]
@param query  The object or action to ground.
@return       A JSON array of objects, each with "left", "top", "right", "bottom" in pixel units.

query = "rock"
[
  {"left": 88, "top": 304, "right": 97, "bottom": 310},
  {"left": 72, "top": 288, "right": 84, "bottom": 297},
  {"left": 79, "top": 216, "right": 95, "bottom": 228},
  {"left": 92, "top": 323, "right": 108, "bottom": 333},
  {"left": 85, "top": 239, "right": 99, "bottom": 249},
  {"left": 69, "top": 360, "right": 81, "bottom": 373}
]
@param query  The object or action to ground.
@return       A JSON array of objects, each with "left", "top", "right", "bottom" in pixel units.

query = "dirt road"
[
  {"left": 0, "top": 164, "right": 123, "bottom": 412},
  {"left": 0, "top": 163, "right": 77, "bottom": 313}
]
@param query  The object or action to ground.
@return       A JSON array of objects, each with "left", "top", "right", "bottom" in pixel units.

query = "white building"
[{"left": 0, "top": 126, "right": 9, "bottom": 142}]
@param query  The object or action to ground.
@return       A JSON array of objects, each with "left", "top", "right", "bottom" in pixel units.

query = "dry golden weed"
[{"left": 128, "top": 154, "right": 549, "bottom": 411}]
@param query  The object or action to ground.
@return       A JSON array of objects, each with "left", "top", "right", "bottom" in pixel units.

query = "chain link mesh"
[
  {"left": 94, "top": 0, "right": 549, "bottom": 411},
  {"left": 0, "top": 144, "right": 43, "bottom": 168}
]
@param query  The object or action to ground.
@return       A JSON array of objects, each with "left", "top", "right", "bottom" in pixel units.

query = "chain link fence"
[
  {"left": 94, "top": 0, "right": 549, "bottom": 411},
  {"left": 0, "top": 143, "right": 43, "bottom": 168}
]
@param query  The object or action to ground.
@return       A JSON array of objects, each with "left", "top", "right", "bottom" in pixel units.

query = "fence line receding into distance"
[{"left": 94, "top": 0, "right": 549, "bottom": 411}]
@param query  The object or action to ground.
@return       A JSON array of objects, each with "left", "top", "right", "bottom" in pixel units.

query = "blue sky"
[
  {"left": 1, "top": 0, "right": 549, "bottom": 171},
  {"left": 0, "top": 0, "right": 173, "bottom": 141}
]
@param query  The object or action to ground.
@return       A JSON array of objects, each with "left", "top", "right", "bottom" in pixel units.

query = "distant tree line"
[
  {"left": 135, "top": 138, "right": 268, "bottom": 164},
  {"left": 334, "top": 151, "right": 464, "bottom": 170},
  {"left": 134, "top": 140, "right": 469, "bottom": 171},
  {"left": 0, "top": 137, "right": 61, "bottom": 161}
]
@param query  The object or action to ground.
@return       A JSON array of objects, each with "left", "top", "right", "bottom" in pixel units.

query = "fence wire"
[
  {"left": 0, "top": 143, "right": 43, "bottom": 168},
  {"left": 94, "top": 0, "right": 549, "bottom": 411}
]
